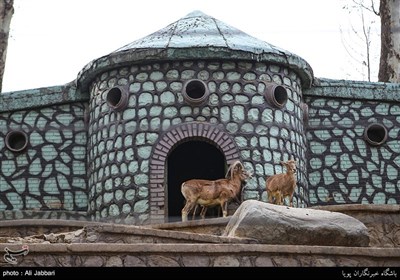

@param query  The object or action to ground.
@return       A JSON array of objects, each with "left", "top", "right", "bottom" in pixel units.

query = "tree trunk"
[
  {"left": 378, "top": 0, "right": 400, "bottom": 82},
  {"left": 0, "top": 0, "right": 14, "bottom": 93}
]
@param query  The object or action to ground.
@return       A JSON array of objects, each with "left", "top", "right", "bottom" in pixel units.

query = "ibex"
[
  {"left": 191, "top": 204, "right": 216, "bottom": 220},
  {"left": 181, "top": 160, "right": 252, "bottom": 222},
  {"left": 191, "top": 192, "right": 241, "bottom": 220},
  {"left": 266, "top": 159, "right": 297, "bottom": 207}
]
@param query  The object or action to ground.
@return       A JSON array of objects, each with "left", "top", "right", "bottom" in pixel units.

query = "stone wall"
[
  {"left": 87, "top": 60, "right": 309, "bottom": 223},
  {"left": 305, "top": 79, "right": 400, "bottom": 206},
  {"left": 312, "top": 204, "right": 400, "bottom": 248},
  {"left": 0, "top": 85, "right": 88, "bottom": 212},
  {"left": 1, "top": 65, "right": 399, "bottom": 225},
  {"left": 1, "top": 217, "right": 400, "bottom": 267},
  {"left": 0, "top": 211, "right": 88, "bottom": 223},
  {"left": 1, "top": 243, "right": 399, "bottom": 267}
]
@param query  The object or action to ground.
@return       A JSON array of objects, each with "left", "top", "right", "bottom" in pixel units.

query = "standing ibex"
[
  {"left": 191, "top": 204, "right": 217, "bottom": 220},
  {"left": 266, "top": 159, "right": 297, "bottom": 207},
  {"left": 181, "top": 161, "right": 252, "bottom": 222},
  {"left": 191, "top": 193, "right": 241, "bottom": 220}
]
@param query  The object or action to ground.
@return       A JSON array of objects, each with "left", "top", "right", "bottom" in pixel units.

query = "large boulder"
[{"left": 223, "top": 200, "right": 370, "bottom": 247}]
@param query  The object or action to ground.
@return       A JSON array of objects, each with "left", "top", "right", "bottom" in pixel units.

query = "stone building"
[{"left": 0, "top": 11, "right": 399, "bottom": 224}]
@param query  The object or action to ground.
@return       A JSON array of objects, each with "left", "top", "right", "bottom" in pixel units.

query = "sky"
[{"left": 2, "top": 0, "right": 381, "bottom": 93}]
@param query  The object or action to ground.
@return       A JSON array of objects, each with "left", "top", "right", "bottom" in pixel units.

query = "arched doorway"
[
  {"left": 149, "top": 122, "right": 241, "bottom": 224},
  {"left": 167, "top": 140, "right": 225, "bottom": 222}
]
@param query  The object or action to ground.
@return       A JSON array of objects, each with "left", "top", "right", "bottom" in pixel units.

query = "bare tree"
[
  {"left": 0, "top": 0, "right": 14, "bottom": 93},
  {"left": 378, "top": 0, "right": 400, "bottom": 82},
  {"left": 342, "top": 0, "right": 400, "bottom": 82},
  {"left": 341, "top": 0, "right": 380, "bottom": 82}
]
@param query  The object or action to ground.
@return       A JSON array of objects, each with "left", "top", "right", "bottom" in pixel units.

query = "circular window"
[
  {"left": 182, "top": 79, "right": 209, "bottom": 105},
  {"left": 5, "top": 131, "right": 28, "bottom": 152},
  {"left": 363, "top": 123, "right": 388, "bottom": 146},
  {"left": 264, "top": 83, "right": 288, "bottom": 108},
  {"left": 106, "top": 86, "right": 128, "bottom": 110}
]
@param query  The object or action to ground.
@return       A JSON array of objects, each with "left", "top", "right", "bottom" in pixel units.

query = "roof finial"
[{"left": 184, "top": 10, "right": 210, "bottom": 18}]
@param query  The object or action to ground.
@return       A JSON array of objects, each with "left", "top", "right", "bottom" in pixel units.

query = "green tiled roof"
[{"left": 77, "top": 11, "right": 313, "bottom": 91}]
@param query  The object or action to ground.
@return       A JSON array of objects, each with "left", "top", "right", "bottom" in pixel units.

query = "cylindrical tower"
[{"left": 77, "top": 11, "right": 314, "bottom": 224}]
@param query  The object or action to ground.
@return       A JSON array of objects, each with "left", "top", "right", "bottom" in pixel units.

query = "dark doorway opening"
[{"left": 167, "top": 140, "right": 225, "bottom": 222}]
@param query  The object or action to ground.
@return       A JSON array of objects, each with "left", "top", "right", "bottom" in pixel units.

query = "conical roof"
[{"left": 78, "top": 11, "right": 313, "bottom": 90}]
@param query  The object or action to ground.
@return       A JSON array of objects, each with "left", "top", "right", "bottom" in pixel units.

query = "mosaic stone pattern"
[
  {"left": 87, "top": 60, "right": 308, "bottom": 223},
  {"left": 1, "top": 11, "right": 399, "bottom": 227},
  {"left": 0, "top": 210, "right": 87, "bottom": 221},
  {"left": 0, "top": 103, "right": 88, "bottom": 212},
  {"left": 305, "top": 97, "right": 400, "bottom": 205}
]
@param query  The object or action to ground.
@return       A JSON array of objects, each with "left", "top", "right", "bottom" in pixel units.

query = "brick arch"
[{"left": 149, "top": 122, "right": 240, "bottom": 223}]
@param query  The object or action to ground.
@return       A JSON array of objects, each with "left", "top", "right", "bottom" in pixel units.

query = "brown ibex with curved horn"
[
  {"left": 266, "top": 159, "right": 297, "bottom": 206},
  {"left": 181, "top": 160, "right": 252, "bottom": 222}
]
